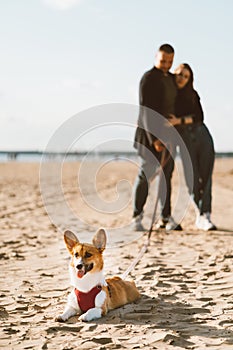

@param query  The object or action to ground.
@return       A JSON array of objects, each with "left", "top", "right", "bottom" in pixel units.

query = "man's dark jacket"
[{"left": 134, "top": 67, "right": 175, "bottom": 159}]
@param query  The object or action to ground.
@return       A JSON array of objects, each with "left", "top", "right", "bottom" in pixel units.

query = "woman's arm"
[
  {"left": 168, "top": 114, "right": 194, "bottom": 126},
  {"left": 193, "top": 91, "right": 204, "bottom": 123}
]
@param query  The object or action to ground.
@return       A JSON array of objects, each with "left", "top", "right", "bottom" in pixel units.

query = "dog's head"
[{"left": 64, "top": 228, "right": 106, "bottom": 278}]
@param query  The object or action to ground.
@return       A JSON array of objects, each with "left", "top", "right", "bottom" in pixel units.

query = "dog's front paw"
[
  {"left": 55, "top": 315, "right": 66, "bottom": 322},
  {"left": 78, "top": 308, "right": 102, "bottom": 322},
  {"left": 78, "top": 313, "right": 89, "bottom": 322}
]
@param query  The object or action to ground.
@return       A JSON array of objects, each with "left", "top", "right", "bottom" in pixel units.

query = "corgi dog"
[{"left": 56, "top": 228, "right": 140, "bottom": 322}]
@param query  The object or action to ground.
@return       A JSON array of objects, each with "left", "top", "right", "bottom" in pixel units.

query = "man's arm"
[{"left": 139, "top": 72, "right": 164, "bottom": 147}]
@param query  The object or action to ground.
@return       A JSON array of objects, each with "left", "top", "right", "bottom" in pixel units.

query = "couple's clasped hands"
[
  {"left": 167, "top": 114, "right": 181, "bottom": 126},
  {"left": 168, "top": 114, "right": 193, "bottom": 126}
]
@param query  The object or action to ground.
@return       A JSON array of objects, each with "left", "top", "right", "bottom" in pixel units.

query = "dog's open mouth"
[{"left": 77, "top": 263, "right": 94, "bottom": 278}]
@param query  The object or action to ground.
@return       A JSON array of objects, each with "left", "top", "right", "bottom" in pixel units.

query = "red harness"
[{"left": 74, "top": 286, "right": 102, "bottom": 312}]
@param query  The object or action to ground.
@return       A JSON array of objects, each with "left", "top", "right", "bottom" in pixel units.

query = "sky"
[{"left": 0, "top": 0, "right": 233, "bottom": 152}]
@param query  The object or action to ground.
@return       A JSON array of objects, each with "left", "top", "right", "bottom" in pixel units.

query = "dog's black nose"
[{"left": 76, "top": 264, "right": 83, "bottom": 270}]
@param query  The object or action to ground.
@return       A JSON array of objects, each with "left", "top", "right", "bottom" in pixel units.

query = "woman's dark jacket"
[{"left": 175, "top": 88, "right": 204, "bottom": 124}]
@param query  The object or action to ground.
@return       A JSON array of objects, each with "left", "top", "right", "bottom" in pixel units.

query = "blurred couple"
[{"left": 132, "top": 43, "right": 216, "bottom": 232}]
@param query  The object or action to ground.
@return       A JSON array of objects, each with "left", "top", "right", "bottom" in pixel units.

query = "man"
[{"left": 132, "top": 43, "right": 182, "bottom": 231}]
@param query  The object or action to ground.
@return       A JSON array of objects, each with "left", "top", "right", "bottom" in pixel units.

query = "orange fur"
[{"left": 104, "top": 276, "right": 140, "bottom": 311}]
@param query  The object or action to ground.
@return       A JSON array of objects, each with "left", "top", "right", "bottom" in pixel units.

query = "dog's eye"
[
  {"left": 74, "top": 252, "right": 79, "bottom": 258},
  {"left": 84, "top": 252, "right": 92, "bottom": 258}
]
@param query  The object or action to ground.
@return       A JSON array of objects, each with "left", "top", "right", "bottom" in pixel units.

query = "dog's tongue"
[{"left": 77, "top": 270, "right": 85, "bottom": 278}]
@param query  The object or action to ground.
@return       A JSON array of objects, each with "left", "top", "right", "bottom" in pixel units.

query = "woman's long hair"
[{"left": 175, "top": 63, "right": 195, "bottom": 99}]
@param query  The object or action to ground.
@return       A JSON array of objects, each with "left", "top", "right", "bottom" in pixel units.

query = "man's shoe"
[
  {"left": 165, "top": 216, "right": 182, "bottom": 231},
  {"left": 155, "top": 216, "right": 182, "bottom": 231},
  {"left": 196, "top": 213, "right": 217, "bottom": 231},
  {"left": 155, "top": 217, "right": 167, "bottom": 229},
  {"left": 131, "top": 214, "right": 145, "bottom": 231}
]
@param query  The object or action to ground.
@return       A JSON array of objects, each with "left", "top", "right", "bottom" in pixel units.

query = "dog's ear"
[
  {"left": 92, "top": 228, "right": 106, "bottom": 252},
  {"left": 64, "top": 230, "right": 79, "bottom": 253}
]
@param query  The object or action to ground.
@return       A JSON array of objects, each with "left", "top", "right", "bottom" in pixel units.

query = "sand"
[{"left": 0, "top": 157, "right": 233, "bottom": 349}]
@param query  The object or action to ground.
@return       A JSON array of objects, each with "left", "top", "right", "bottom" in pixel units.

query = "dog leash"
[{"left": 121, "top": 147, "right": 169, "bottom": 280}]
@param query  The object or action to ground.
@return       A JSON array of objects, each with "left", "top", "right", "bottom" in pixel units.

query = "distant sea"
[
  {"left": 0, "top": 151, "right": 138, "bottom": 163},
  {"left": 0, "top": 151, "right": 232, "bottom": 163}
]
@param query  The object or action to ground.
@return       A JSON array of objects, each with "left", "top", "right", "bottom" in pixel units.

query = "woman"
[{"left": 170, "top": 63, "right": 216, "bottom": 231}]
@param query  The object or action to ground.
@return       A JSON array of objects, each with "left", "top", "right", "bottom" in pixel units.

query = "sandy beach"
[{"left": 0, "top": 157, "right": 233, "bottom": 349}]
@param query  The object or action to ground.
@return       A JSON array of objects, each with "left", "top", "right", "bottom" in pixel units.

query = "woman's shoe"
[{"left": 196, "top": 212, "right": 217, "bottom": 231}]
